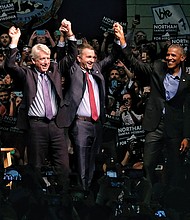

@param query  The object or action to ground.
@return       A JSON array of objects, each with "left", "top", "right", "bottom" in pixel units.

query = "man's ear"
[
  {"left": 181, "top": 55, "right": 186, "bottom": 62},
  {"left": 31, "top": 58, "right": 35, "bottom": 65},
  {"left": 77, "top": 55, "right": 81, "bottom": 63}
]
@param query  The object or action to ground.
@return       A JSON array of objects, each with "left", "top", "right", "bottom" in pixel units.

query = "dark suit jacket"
[
  {"left": 61, "top": 47, "right": 121, "bottom": 127},
  {"left": 4, "top": 40, "right": 77, "bottom": 130},
  {"left": 122, "top": 47, "right": 190, "bottom": 138}
]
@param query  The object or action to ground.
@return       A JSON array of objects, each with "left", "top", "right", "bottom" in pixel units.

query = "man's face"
[
  {"left": 0, "top": 34, "right": 10, "bottom": 47},
  {"left": 4, "top": 74, "right": 13, "bottom": 85},
  {"left": 109, "top": 70, "right": 120, "bottom": 80},
  {"left": 91, "top": 39, "right": 100, "bottom": 50},
  {"left": 0, "top": 91, "right": 9, "bottom": 104},
  {"left": 135, "top": 32, "right": 146, "bottom": 44},
  {"left": 123, "top": 93, "right": 132, "bottom": 107},
  {"left": 32, "top": 51, "right": 50, "bottom": 73},
  {"left": 36, "top": 36, "right": 47, "bottom": 44},
  {"left": 77, "top": 48, "right": 96, "bottom": 70},
  {"left": 166, "top": 47, "right": 186, "bottom": 71}
]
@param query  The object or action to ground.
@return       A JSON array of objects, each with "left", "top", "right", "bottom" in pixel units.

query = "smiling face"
[
  {"left": 31, "top": 44, "right": 51, "bottom": 73},
  {"left": 166, "top": 45, "right": 186, "bottom": 74},
  {"left": 77, "top": 47, "right": 96, "bottom": 70},
  {"left": 32, "top": 51, "right": 50, "bottom": 73}
]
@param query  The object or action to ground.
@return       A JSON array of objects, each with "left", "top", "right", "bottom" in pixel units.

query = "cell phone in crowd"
[
  {"left": 106, "top": 170, "right": 124, "bottom": 188},
  {"left": 106, "top": 170, "right": 117, "bottom": 178},
  {"left": 36, "top": 30, "right": 46, "bottom": 35}
]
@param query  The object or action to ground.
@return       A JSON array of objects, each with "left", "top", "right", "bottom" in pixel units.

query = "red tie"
[{"left": 86, "top": 72, "right": 99, "bottom": 121}]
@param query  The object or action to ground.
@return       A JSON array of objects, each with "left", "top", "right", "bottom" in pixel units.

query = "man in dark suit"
[
  {"left": 114, "top": 24, "right": 190, "bottom": 204},
  {"left": 4, "top": 20, "right": 78, "bottom": 197},
  {"left": 60, "top": 23, "right": 125, "bottom": 193}
]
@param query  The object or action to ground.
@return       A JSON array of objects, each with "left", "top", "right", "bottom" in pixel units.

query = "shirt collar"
[{"left": 167, "top": 67, "right": 181, "bottom": 80}]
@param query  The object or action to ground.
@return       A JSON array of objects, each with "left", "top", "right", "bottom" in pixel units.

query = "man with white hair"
[{"left": 4, "top": 19, "right": 77, "bottom": 203}]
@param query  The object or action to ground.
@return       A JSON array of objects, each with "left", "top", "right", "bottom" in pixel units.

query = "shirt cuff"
[
  {"left": 114, "top": 39, "right": 127, "bottom": 49},
  {"left": 67, "top": 35, "right": 77, "bottom": 41},
  {"left": 9, "top": 44, "right": 17, "bottom": 49},
  {"left": 57, "top": 41, "right": 65, "bottom": 47}
]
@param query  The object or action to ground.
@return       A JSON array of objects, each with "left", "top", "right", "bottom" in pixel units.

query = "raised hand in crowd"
[
  {"left": 8, "top": 26, "right": 21, "bottom": 45},
  {"left": 113, "top": 22, "right": 126, "bottom": 46},
  {"left": 60, "top": 18, "right": 74, "bottom": 37}
]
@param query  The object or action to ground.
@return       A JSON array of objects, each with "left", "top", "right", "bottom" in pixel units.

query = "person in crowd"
[
  {"left": 0, "top": 88, "right": 9, "bottom": 116},
  {"left": 2, "top": 73, "right": 15, "bottom": 91},
  {"left": 0, "top": 87, "right": 10, "bottom": 115},
  {"left": 113, "top": 91, "right": 143, "bottom": 126},
  {"left": 106, "top": 66, "right": 123, "bottom": 100},
  {"left": 115, "top": 23, "right": 190, "bottom": 205},
  {"left": 19, "top": 45, "right": 32, "bottom": 67},
  {"left": 0, "top": 32, "right": 11, "bottom": 56},
  {"left": 111, "top": 91, "right": 144, "bottom": 172},
  {"left": 60, "top": 22, "right": 126, "bottom": 196},
  {"left": 128, "top": 79, "right": 149, "bottom": 114},
  {"left": 53, "top": 29, "right": 62, "bottom": 45},
  {"left": 28, "top": 29, "right": 56, "bottom": 59},
  {"left": 0, "top": 50, "right": 6, "bottom": 73},
  {"left": 115, "top": 59, "right": 135, "bottom": 95},
  {"left": 133, "top": 30, "right": 148, "bottom": 51},
  {"left": 9, "top": 91, "right": 23, "bottom": 117},
  {"left": 4, "top": 19, "right": 78, "bottom": 204},
  {"left": 28, "top": 29, "right": 56, "bottom": 48}
]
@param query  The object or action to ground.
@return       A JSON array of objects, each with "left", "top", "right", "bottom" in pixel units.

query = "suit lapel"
[{"left": 177, "top": 71, "right": 188, "bottom": 94}]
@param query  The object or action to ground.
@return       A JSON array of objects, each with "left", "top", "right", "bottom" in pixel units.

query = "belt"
[
  {"left": 29, "top": 116, "right": 55, "bottom": 122},
  {"left": 76, "top": 115, "right": 99, "bottom": 123}
]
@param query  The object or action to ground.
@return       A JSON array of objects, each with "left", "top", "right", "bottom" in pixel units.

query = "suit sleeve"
[
  {"left": 122, "top": 45, "right": 153, "bottom": 78},
  {"left": 4, "top": 47, "right": 27, "bottom": 81},
  {"left": 58, "top": 40, "right": 78, "bottom": 76}
]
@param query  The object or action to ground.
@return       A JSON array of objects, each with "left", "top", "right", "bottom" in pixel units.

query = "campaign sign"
[
  {"left": 100, "top": 16, "right": 127, "bottom": 34},
  {"left": 117, "top": 125, "right": 145, "bottom": 147},
  {"left": 153, "top": 23, "right": 178, "bottom": 41},
  {"left": 0, "top": 3, "right": 17, "bottom": 22},
  {"left": 152, "top": 3, "right": 190, "bottom": 36}
]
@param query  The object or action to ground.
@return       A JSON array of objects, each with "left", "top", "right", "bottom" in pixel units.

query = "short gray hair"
[{"left": 31, "top": 43, "right": 51, "bottom": 60}]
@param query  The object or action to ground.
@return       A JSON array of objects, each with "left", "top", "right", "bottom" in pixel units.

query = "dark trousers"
[
  {"left": 69, "top": 119, "right": 102, "bottom": 191},
  {"left": 27, "top": 118, "right": 70, "bottom": 192},
  {"left": 143, "top": 118, "right": 185, "bottom": 203}
]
